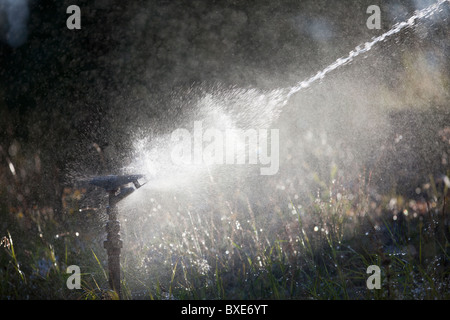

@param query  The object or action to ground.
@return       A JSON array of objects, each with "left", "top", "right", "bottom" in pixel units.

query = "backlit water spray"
[
  {"left": 94, "top": 0, "right": 450, "bottom": 298},
  {"left": 126, "top": 0, "right": 449, "bottom": 191}
]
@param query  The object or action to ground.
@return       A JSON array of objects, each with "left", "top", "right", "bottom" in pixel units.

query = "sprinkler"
[{"left": 89, "top": 174, "right": 147, "bottom": 299}]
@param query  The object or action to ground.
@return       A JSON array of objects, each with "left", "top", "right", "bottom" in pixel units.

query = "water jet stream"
[{"left": 284, "top": 0, "right": 449, "bottom": 102}]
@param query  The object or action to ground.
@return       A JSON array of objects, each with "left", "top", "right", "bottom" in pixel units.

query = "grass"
[{"left": 0, "top": 168, "right": 449, "bottom": 300}]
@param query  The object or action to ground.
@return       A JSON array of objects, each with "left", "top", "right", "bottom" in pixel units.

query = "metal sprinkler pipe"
[{"left": 89, "top": 174, "right": 146, "bottom": 299}]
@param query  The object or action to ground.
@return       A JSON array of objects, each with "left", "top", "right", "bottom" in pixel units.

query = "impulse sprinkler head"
[
  {"left": 88, "top": 174, "right": 147, "bottom": 299},
  {"left": 89, "top": 174, "right": 147, "bottom": 192},
  {"left": 89, "top": 174, "right": 147, "bottom": 204}
]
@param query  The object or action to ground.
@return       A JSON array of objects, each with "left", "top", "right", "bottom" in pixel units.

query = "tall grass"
[
  {"left": 1, "top": 168, "right": 448, "bottom": 299},
  {"left": 115, "top": 168, "right": 449, "bottom": 300}
]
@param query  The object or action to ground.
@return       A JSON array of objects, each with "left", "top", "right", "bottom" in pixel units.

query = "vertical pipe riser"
[{"left": 104, "top": 197, "right": 123, "bottom": 299}]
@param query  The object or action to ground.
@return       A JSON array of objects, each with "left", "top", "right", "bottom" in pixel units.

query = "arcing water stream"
[{"left": 286, "top": 0, "right": 449, "bottom": 100}]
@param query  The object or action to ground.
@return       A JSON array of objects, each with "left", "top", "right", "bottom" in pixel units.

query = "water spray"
[
  {"left": 86, "top": 0, "right": 448, "bottom": 300},
  {"left": 89, "top": 174, "right": 147, "bottom": 299}
]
